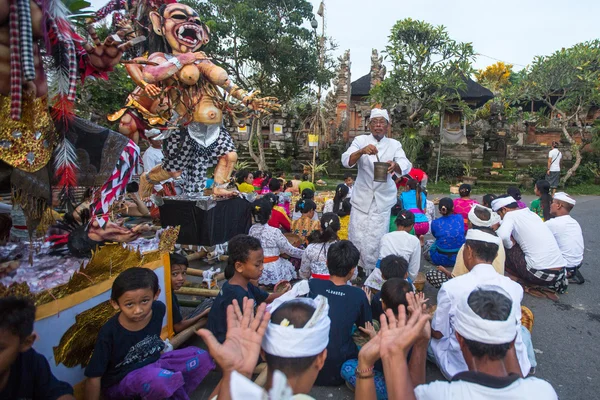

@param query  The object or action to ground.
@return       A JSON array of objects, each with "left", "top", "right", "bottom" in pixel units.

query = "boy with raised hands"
[{"left": 197, "top": 295, "right": 331, "bottom": 399}]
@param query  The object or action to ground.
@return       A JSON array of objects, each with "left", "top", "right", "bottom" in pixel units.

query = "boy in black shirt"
[
  {"left": 0, "top": 296, "right": 74, "bottom": 400},
  {"left": 308, "top": 240, "right": 371, "bottom": 386}
]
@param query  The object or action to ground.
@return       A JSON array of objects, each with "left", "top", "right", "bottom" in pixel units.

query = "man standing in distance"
[
  {"left": 341, "top": 109, "right": 412, "bottom": 274},
  {"left": 547, "top": 141, "right": 562, "bottom": 195}
]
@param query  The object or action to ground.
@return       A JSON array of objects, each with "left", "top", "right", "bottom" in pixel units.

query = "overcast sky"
[{"left": 88, "top": 0, "right": 600, "bottom": 84}]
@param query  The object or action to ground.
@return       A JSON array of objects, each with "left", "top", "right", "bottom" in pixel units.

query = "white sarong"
[{"left": 348, "top": 199, "right": 391, "bottom": 274}]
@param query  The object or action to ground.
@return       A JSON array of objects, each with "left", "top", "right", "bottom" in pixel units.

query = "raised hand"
[
  {"left": 197, "top": 298, "right": 270, "bottom": 377},
  {"left": 358, "top": 320, "right": 377, "bottom": 339},
  {"left": 242, "top": 91, "right": 281, "bottom": 114},
  {"left": 83, "top": 22, "right": 144, "bottom": 72},
  {"left": 358, "top": 328, "right": 381, "bottom": 367},
  {"left": 379, "top": 293, "right": 431, "bottom": 359}
]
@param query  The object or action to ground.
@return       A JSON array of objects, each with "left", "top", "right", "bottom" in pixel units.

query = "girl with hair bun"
[
  {"left": 299, "top": 213, "right": 350, "bottom": 280},
  {"left": 453, "top": 183, "right": 478, "bottom": 232},
  {"left": 292, "top": 188, "right": 318, "bottom": 221},
  {"left": 248, "top": 198, "right": 304, "bottom": 286},
  {"left": 291, "top": 199, "right": 320, "bottom": 244},
  {"left": 429, "top": 197, "right": 465, "bottom": 267}
]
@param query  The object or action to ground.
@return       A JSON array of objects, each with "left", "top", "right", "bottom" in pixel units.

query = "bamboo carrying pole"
[
  {"left": 170, "top": 316, "right": 208, "bottom": 349},
  {"left": 175, "top": 287, "right": 220, "bottom": 297},
  {"left": 185, "top": 269, "right": 225, "bottom": 282}
]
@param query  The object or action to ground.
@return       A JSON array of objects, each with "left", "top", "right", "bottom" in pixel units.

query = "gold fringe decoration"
[
  {"left": 35, "top": 243, "right": 143, "bottom": 306},
  {"left": 52, "top": 300, "right": 117, "bottom": 368},
  {"left": 158, "top": 225, "right": 180, "bottom": 254},
  {"left": 0, "top": 282, "right": 34, "bottom": 299}
]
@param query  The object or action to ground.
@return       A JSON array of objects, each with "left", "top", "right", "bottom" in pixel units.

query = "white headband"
[
  {"left": 454, "top": 286, "right": 518, "bottom": 345},
  {"left": 370, "top": 108, "right": 390, "bottom": 122},
  {"left": 553, "top": 192, "right": 576, "bottom": 205},
  {"left": 465, "top": 228, "right": 501, "bottom": 245},
  {"left": 491, "top": 196, "right": 516, "bottom": 211},
  {"left": 468, "top": 204, "right": 501, "bottom": 228},
  {"left": 262, "top": 295, "right": 331, "bottom": 358},
  {"left": 230, "top": 370, "right": 293, "bottom": 400}
]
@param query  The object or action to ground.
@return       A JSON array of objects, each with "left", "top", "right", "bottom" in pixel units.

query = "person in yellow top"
[{"left": 235, "top": 170, "right": 256, "bottom": 193}]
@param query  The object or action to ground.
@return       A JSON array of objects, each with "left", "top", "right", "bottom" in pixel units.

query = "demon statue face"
[{"left": 149, "top": 3, "right": 210, "bottom": 54}]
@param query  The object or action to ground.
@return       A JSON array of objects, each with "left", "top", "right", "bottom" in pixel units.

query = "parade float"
[{"left": 0, "top": 0, "right": 279, "bottom": 396}]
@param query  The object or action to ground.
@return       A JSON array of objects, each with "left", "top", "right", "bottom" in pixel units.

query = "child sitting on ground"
[
  {"left": 482, "top": 193, "right": 497, "bottom": 208},
  {"left": 429, "top": 198, "right": 465, "bottom": 267},
  {"left": 85, "top": 267, "right": 214, "bottom": 400},
  {"left": 507, "top": 186, "right": 527, "bottom": 209},
  {"left": 308, "top": 240, "right": 371, "bottom": 386},
  {"left": 341, "top": 278, "right": 417, "bottom": 399},
  {"left": 453, "top": 183, "right": 479, "bottom": 232},
  {"left": 170, "top": 253, "right": 212, "bottom": 334},
  {"left": 366, "top": 255, "right": 411, "bottom": 321},
  {"left": 207, "top": 234, "right": 288, "bottom": 344},
  {"left": 365, "top": 210, "right": 421, "bottom": 291},
  {"left": 0, "top": 296, "right": 75, "bottom": 400}
]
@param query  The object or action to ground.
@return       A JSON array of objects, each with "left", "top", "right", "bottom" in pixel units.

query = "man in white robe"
[{"left": 341, "top": 109, "right": 412, "bottom": 274}]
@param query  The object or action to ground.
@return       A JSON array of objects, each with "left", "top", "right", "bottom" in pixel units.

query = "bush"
[
  {"left": 433, "top": 157, "right": 464, "bottom": 181},
  {"left": 525, "top": 165, "right": 547, "bottom": 182},
  {"left": 275, "top": 157, "right": 293, "bottom": 172}
]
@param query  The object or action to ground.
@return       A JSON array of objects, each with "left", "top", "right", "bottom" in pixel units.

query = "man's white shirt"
[
  {"left": 548, "top": 148, "right": 562, "bottom": 172},
  {"left": 545, "top": 215, "right": 584, "bottom": 269},
  {"left": 341, "top": 134, "right": 412, "bottom": 213},
  {"left": 378, "top": 230, "right": 421, "bottom": 281},
  {"left": 496, "top": 208, "right": 566, "bottom": 270},
  {"left": 415, "top": 372, "right": 557, "bottom": 399},
  {"left": 430, "top": 264, "right": 531, "bottom": 379}
]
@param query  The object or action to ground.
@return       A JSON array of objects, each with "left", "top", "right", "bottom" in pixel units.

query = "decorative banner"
[
  {"left": 273, "top": 124, "right": 283, "bottom": 134},
  {"left": 308, "top": 134, "right": 319, "bottom": 147},
  {"left": 237, "top": 125, "right": 248, "bottom": 133}
]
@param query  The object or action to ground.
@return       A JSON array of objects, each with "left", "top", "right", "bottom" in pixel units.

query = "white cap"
[
  {"left": 553, "top": 192, "right": 576, "bottom": 205},
  {"left": 491, "top": 196, "right": 517, "bottom": 211},
  {"left": 465, "top": 229, "right": 501, "bottom": 245},
  {"left": 370, "top": 108, "right": 390, "bottom": 122}
]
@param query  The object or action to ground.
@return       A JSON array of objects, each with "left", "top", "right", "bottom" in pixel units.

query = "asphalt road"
[{"left": 189, "top": 194, "right": 600, "bottom": 399}]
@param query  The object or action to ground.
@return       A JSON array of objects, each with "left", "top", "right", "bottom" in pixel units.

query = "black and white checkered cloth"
[
  {"left": 163, "top": 126, "right": 236, "bottom": 193},
  {"left": 18, "top": 0, "right": 36, "bottom": 81},
  {"left": 527, "top": 265, "right": 568, "bottom": 293}
]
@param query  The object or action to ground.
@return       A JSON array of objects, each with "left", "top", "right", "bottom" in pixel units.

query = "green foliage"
[
  {"left": 525, "top": 165, "right": 548, "bottom": 183},
  {"left": 182, "top": 0, "right": 334, "bottom": 104},
  {"left": 371, "top": 18, "right": 475, "bottom": 127},
  {"left": 435, "top": 157, "right": 464, "bottom": 181},
  {"left": 398, "top": 128, "right": 424, "bottom": 161},
  {"left": 275, "top": 157, "right": 293, "bottom": 172},
  {"left": 75, "top": 64, "right": 136, "bottom": 124},
  {"left": 514, "top": 40, "right": 600, "bottom": 183}
]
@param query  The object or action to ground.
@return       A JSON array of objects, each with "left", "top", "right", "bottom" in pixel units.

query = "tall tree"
[
  {"left": 517, "top": 40, "right": 600, "bottom": 183},
  {"left": 181, "top": 0, "right": 332, "bottom": 170},
  {"left": 370, "top": 18, "right": 475, "bottom": 128}
]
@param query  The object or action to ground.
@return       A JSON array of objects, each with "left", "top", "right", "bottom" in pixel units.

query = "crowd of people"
[{"left": 1, "top": 108, "right": 582, "bottom": 400}]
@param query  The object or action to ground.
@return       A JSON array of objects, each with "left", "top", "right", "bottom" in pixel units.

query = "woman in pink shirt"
[{"left": 453, "top": 183, "right": 478, "bottom": 232}]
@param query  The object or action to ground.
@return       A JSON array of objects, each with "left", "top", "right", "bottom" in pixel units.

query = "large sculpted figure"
[
  {"left": 121, "top": 3, "right": 278, "bottom": 197},
  {"left": 0, "top": 0, "right": 146, "bottom": 254}
]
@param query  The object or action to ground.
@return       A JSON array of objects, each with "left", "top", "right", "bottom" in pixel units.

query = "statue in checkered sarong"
[{"left": 111, "top": 2, "right": 279, "bottom": 196}]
